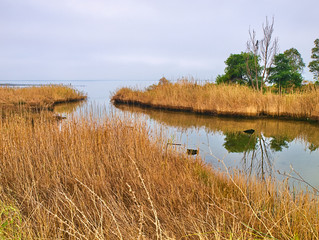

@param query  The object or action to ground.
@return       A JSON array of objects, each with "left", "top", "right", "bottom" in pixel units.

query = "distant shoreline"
[
  {"left": 0, "top": 83, "right": 46, "bottom": 86},
  {"left": 0, "top": 83, "right": 86, "bottom": 88}
]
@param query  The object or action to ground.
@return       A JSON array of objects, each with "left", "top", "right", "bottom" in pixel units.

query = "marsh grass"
[
  {"left": 0, "top": 85, "right": 86, "bottom": 110},
  {"left": 112, "top": 79, "right": 319, "bottom": 121},
  {"left": 0, "top": 109, "right": 319, "bottom": 239}
]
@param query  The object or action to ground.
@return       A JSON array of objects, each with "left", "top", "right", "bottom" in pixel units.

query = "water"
[{"left": 2, "top": 79, "right": 319, "bottom": 191}]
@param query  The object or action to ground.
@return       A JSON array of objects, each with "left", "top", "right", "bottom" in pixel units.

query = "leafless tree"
[
  {"left": 246, "top": 29, "right": 259, "bottom": 90},
  {"left": 246, "top": 17, "right": 278, "bottom": 92}
]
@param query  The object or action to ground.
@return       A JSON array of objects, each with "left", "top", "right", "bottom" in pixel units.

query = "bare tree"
[
  {"left": 246, "top": 29, "right": 259, "bottom": 90},
  {"left": 246, "top": 17, "right": 278, "bottom": 92}
]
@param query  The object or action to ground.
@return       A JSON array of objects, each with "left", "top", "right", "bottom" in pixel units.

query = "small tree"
[
  {"left": 246, "top": 17, "right": 278, "bottom": 91},
  {"left": 216, "top": 52, "right": 260, "bottom": 85},
  {"left": 308, "top": 39, "right": 319, "bottom": 81},
  {"left": 269, "top": 54, "right": 303, "bottom": 93},
  {"left": 284, "top": 48, "right": 305, "bottom": 73}
]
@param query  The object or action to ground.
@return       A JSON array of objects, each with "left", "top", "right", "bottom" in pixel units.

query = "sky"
[{"left": 0, "top": 0, "right": 318, "bottom": 81}]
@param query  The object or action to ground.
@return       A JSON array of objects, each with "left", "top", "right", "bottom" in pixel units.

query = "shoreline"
[
  {"left": 0, "top": 83, "right": 46, "bottom": 87},
  {"left": 111, "top": 81, "right": 319, "bottom": 123},
  {"left": 112, "top": 99, "right": 318, "bottom": 122},
  {"left": 0, "top": 85, "right": 87, "bottom": 110},
  {"left": 0, "top": 97, "right": 87, "bottom": 111},
  {"left": 0, "top": 98, "right": 87, "bottom": 111}
]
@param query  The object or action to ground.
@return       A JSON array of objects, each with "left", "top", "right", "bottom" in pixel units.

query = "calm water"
[{"left": 2, "top": 80, "right": 319, "bottom": 190}]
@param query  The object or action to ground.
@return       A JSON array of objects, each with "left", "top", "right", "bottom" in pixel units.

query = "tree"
[
  {"left": 216, "top": 52, "right": 260, "bottom": 85},
  {"left": 308, "top": 39, "right": 319, "bottom": 81},
  {"left": 246, "top": 17, "right": 278, "bottom": 91},
  {"left": 268, "top": 54, "right": 303, "bottom": 93},
  {"left": 283, "top": 48, "right": 305, "bottom": 73}
]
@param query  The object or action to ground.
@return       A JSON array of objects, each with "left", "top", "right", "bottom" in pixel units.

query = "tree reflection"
[
  {"left": 223, "top": 131, "right": 319, "bottom": 180},
  {"left": 269, "top": 136, "right": 292, "bottom": 152},
  {"left": 224, "top": 131, "right": 274, "bottom": 180},
  {"left": 223, "top": 132, "right": 257, "bottom": 153}
]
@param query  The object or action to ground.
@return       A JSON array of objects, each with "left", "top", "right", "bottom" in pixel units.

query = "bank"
[
  {"left": 0, "top": 85, "right": 87, "bottom": 110},
  {"left": 111, "top": 79, "right": 319, "bottom": 122}
]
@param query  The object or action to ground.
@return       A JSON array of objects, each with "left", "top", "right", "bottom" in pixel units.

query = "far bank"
[{"left": 112, "top": 78, "right": 319, "bottom": 121}]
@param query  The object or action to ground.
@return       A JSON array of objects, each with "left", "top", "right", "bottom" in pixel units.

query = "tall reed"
[
  {"left": 0, "top": 110, "right": 318, "bottom": 239},
  {"left": 112, "top": 79, "right": 319, "bottom": 121}
]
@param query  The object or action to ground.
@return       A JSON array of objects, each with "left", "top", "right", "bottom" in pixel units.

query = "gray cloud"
[{"left": 0, "top": 0, "right": 318, "bottom": 81}]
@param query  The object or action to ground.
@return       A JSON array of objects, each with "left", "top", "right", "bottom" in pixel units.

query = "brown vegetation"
[
  {"left": 111, "top": 78, "right": 319, "bottom": 121},
  {"left": 0, "top": 85, "right": 86, "bottom": 110},
  {"left": 0, "top": 110, "right": 318, "bottom": 239}
]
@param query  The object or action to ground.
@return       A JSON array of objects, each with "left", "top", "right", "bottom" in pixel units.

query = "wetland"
[{"left": 1, "top": 79, "right": 319, "bottom": 239}]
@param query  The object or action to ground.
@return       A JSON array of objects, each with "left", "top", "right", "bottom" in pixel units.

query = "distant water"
[{"left": 2, "top": 79, "right": 319, "bottom": 192}]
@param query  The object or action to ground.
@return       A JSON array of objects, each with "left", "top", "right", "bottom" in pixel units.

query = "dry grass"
[
  {"left": 0, "top": 85, "right": 86, "bottom": 110},
  {"left": 0, "top": 109, "right": 318, "bottom": 239},
  {"left": 112, "top": 78, "right": 319, "bottom": 121}
]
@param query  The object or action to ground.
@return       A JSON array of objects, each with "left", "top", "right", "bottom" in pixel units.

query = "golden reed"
[
  {"left": 112, "top": 79, "right": 319, "bottom": 121},
  {"left": 0, "top": 109, "right": 318, "bottom": 239}
]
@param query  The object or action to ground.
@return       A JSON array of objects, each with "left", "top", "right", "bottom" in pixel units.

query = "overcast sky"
[{"left": 0, "top": 0, "right": 318, "bottom": 81}]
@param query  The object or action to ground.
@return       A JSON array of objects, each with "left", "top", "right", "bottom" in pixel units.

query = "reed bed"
[
  {"left": 112, "top": 79, "right": 319, "bottom": 121},
  {"left": 0, "top": 85, "right": 86, "bottom": 110},
  {"left": 0, "top": 110, "right": 318, "bottom": 239}
]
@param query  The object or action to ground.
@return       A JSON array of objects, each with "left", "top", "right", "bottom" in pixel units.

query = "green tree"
[
  {"left": 216, "top": 52, "right": 260, "bottom": 85},
  {"left": 308, "top": 39, "right": 319, "bottom": 81},
  {"left": 284, "top": 48, "right": 305, "bottom": 73},
  {"left": 269, "top": 54, "right": 303, "bottom": 93}
]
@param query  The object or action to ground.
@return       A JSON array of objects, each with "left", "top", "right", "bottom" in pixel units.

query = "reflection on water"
[
  {"left": 53, "top": 100, "right": 86, "bottom": 114},
  {"left": 224, "top": 132, "right": 298, "bottom": 179},
  {"left": 114, "top": 103, "right": 319, "bottom": 151},
  {"left": 114, "top": 103, "right": 319, "bottom": 188},
  {"left": 224, "top": 132, "right": 257, "bottom": 153},
  {"left": 224, "top": 132, "right": 273, "bottom": 180}
]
